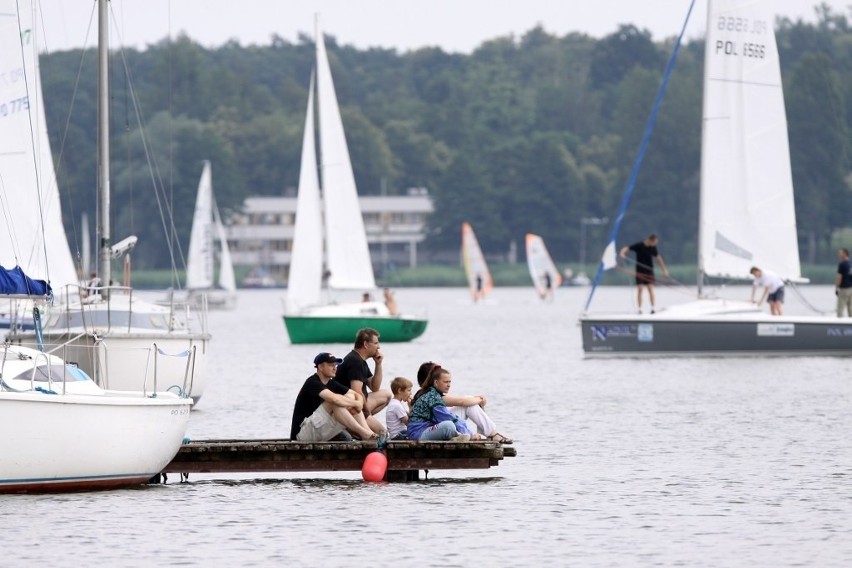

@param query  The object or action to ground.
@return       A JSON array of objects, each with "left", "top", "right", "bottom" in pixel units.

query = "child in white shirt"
[{"left": 386, "top": 377, "right": 412, "bottom": 440}]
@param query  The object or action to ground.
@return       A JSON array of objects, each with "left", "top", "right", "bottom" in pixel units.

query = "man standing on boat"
[
  {"left": 750, "top": 267, "right": 785, "bottom": 316},
  {"left": 620, "top": 234, "right": 669, "bottom": 314},
  {"left": 290, "top": 352, "right": 376, "bottom": 442},
  {"left": 336, "top": 328, "right": 391, "bottom": 437},
  {"left": 835, "top": 248, "right": 852, "bottom": 317}
]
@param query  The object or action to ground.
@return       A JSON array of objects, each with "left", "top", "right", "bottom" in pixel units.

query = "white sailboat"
[
  {"left": 7, "top": 0, "right": 212, "bottom": 401},
  {"left": 580, "top": 0, "right": 852, "bottom": 356},
  {"left": 184, "top": 161, "right": 237, "bottom": 310},
  {"left": 525, "top": 233, "right": 562, "bottom": 299},
  {"left": 0, "top": 0, "right": 192, "bottom": 493},
  {"left": 282, "top": 19, "right": 427, "bottom": 344},
  {"left": 461, "top": 222, "right": 493, "bottom": 303}
]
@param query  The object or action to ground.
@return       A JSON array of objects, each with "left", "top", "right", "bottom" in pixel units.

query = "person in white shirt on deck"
[{"left": 750, "top": 266, "right": 785, "bottom": 316}]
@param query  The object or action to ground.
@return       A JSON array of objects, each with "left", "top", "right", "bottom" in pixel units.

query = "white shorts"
[{"left": 296, "top": 404, "right": 346, "bottom": 442}]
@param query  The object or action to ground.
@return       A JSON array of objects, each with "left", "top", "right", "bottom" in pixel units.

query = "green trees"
[{"left": 39, "top": 10, "right": 852, "bottom": 270}]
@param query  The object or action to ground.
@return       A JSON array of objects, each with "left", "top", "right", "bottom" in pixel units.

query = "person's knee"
[{"left": 438, "top": 421, "right": 457, "bottom": 438}]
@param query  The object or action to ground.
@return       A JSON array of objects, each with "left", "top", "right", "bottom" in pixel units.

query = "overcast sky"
[{"left": 39, "top": 0, "right": 850, "bottom": 54}]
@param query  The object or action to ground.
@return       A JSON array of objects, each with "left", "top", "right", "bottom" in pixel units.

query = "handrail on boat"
[{"left": 143, "top": 343, "right": 196, "bottom": 399}]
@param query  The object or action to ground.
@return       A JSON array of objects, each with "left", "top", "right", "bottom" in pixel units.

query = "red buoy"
[{"left": 361, "top": 451, "right": 387, "bottom": 482}]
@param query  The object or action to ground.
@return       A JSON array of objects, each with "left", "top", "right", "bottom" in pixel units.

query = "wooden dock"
[{"left": 161, "top": 438, "right": 517, "bottom": 482}]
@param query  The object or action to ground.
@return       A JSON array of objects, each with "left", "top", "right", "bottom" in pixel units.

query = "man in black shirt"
[
  {"left": 290, "top": 352, "right": 376, "bottom": 441},
  {"left": 335, "top": 328, "right": 391, "bottom": 436},
  {"left": 835, "top": 248, "right": 852, "bottom": 317},
  {"left": 620, "top": 233, "right": 669, "bottom": 314}
]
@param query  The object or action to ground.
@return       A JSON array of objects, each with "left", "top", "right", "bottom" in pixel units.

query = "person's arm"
[
  {"left": 319, "top": 388, "right": 363, "bottom": 413},
  {"left": 756, "top": 287, "right": 770, "bottom": 306},
  {"left": 369, "top": 350, "right": 383, "bottom": 392},
  {"left": 349, "top": 379, "right": 367, "bottom": 411},
  {"left": 836, "top": 270, "right": 842, "bottom": 291},
  {"left": 619, "top": 245, "right": 629, "bottom": 259},
  {"left": 443, "top": 393, "right": 484, "bottom": 407},
  {"left": 656, "top": 255, "right": 669, "bottom": 277}
]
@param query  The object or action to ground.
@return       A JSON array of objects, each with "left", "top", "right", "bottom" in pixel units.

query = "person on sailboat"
[
  {"left": 750, "top": 267, "right": 785, "bottom": 316},
  {"left": 620, "top": 234, "right": 669, "bottom": 314},
  {"left": 835, "top": 248, "right": 852, "bottom": 317},
  {"left": 290, "top": 352, "right": 377, "bottom": 442},
  {"left": 83, "top": 272, "right": 101, "bottom": 299},
  {"left": 416, "top": 362, "right": 512, "bottom": 444},
  {"left": 335, "top": 328, "right": 392, "bottom": 437},
  {"left": 383, "top": 288, "right": 398, "bottom": 315},
  {"left": 474, "top": 273, "right": 484, "bottom": 303},
  {"left": 541, "top": 272, "right": 554, "bottom": 301}
]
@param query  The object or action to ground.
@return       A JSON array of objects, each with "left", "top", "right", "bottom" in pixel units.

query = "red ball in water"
[{"left": 361, "top": 451, "right": 387, "bottom": 482}]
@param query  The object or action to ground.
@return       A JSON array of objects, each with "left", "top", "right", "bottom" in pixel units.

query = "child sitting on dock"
[
  {"left": 407, "top": 366, "right": 473, "bottom": 441},
  {"left": 386, "top": 377, "right": 413, "bottom": 440}
]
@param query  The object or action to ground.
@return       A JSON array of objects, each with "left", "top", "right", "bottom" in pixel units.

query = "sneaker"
[
  {"left": 651, "top": 309, "right": 656, "bottom": 314},
  {"left": 450, "top": 434, "right": 471, "bottom": 442}
]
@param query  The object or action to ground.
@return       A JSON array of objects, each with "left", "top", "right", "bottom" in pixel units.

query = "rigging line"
[
  {"left": 110, "top": 19, "right": 186, "bottom": 282},
  {"left": 52, "top": 4, "right": 98, "bottom": 277},
  {"left": 583, "top": 0, "right": 697, "bottom": 312},
  {"left": 15, "top": 0, "right": 50, "bottom": 281},
  {"left": 786, "top": 281, "right": 832, "bottom": 315}
]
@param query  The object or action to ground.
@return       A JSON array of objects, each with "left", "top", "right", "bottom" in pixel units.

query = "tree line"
[{"left": 39, "top": 4, "right": 851, "bottom": 271}]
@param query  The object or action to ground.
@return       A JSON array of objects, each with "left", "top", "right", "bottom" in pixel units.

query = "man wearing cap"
[
  {"left": 335, "top": 327, "right": 392, "bottom": 435},
  {"left": 290, "top": 352, "right": 376, "bottom": 441}
]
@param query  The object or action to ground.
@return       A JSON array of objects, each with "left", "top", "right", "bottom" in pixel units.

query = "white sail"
[
  {"left": 315, "top": 20, "right": 375, "bottom": 291},
  {"left": 699, "top": 0, "right": 801, "bottom": 282},
  {"left": 286, "top": 73, "right": 324, "bottom": 313},
  {"left": 213, "top": 200, "right": 236, "bottom": 293},
  {"left": 186, "top": 161, "right": 215, "bottom": 291},
  {"left": 525, "top": 233, "right": 562, "bottom": 296},
  {"left": 461, "top": 222, "right": 493, "bottom": 299},
  {"left": 0, "top": 3, "right": 77, "bottom": 291}
]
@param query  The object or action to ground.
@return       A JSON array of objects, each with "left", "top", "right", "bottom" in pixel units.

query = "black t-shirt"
[
  {"left": 839, "top": 260, "right": 852, "bottom": 289},
  {"left": 289, "top": 373, "right": 349, "bottom": 439},
  {"left": 629, "top": 241, "right": 658, "bottom": 274},
  {"left": 335, "top": 350, "right": 372, "bottom": 400}
]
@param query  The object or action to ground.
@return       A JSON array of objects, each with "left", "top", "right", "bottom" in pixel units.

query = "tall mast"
[{"left": 97, "top": 0, "right": 111, "bottom": 296}]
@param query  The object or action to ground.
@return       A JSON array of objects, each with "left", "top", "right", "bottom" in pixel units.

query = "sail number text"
[
  {"left": 714, "top": 41, "right": 766, "bottom": 59},
  {"left": 717, "top": 16, "right": 768, "bottom": 35},
  {"left": 0, "top": 96, "right": 29, "bottom": 117}
]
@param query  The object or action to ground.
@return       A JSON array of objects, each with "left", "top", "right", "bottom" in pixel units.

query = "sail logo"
[
  {"left": 590, "top": 325, "right": 634, "bottom": 341},
  {"left": 827, "top": 328, "right": 852, "bottom": 337},
  {"left": 757, "top": 323, "right": 794, "bottom": 337}
]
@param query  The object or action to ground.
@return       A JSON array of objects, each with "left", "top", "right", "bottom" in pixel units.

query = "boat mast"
[{"left": 97, "top": 0, "right": 111, "bottom": 298}]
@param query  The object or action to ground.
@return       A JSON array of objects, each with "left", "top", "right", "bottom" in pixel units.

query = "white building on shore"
[{"left": 226, "top": 188, "right": 433, "bottom": 285}]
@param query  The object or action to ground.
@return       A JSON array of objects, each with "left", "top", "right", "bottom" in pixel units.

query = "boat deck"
[{"left": 160, "top": 438, "right": 517, "bottom": 482}]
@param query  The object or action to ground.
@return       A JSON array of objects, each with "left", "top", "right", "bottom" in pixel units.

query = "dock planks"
[{"left": 161, "top": 438, "right": 517, "bottom": 481}]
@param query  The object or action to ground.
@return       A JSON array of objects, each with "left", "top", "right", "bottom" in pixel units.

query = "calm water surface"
[{"left": 3, "top": 286, "right": 852, "bottom": 567}]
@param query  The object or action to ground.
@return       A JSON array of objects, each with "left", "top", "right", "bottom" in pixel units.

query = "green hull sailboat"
[{"left": 282, "top": 18, "right": 427, "bottom": 344}]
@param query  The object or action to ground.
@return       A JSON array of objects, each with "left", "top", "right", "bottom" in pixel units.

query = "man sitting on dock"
[
  {"left": 336, "top": 328, "right": 392, "bottom": 435},
  {"left": 290, "top": 353, "right": 377, "bottom": 442}
]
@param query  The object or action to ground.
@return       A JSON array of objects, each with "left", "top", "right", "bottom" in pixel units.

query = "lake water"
[{"left": 3, "top": 285, "right": 852, "bottom": 567}]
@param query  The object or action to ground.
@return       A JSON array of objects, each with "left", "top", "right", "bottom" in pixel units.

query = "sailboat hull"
[
  {"left": 283, "top": 314, "right": 427, "bottom": 344},
  {"left": 0, "top": 391, "right": 190, "bottom": 493},
  {"left": 581, "top": 309, "right": 852, "bottom": 357}
]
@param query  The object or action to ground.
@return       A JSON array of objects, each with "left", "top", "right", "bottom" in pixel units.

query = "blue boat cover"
[{"left": 0, "top": 265, "right": 52, "bottom": 297}]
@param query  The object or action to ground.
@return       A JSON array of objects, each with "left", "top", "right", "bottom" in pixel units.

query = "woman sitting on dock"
[
  {"left": 407, "top": 365, "right": 474, "bottom": 441},
  {"left": 417, "top": 362, "right": 512, "bottom": 444}
]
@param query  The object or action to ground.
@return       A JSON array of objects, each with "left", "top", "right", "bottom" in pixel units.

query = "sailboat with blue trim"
[{"left": 579, "top": 0, "right": 852, "bottom": 357}]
